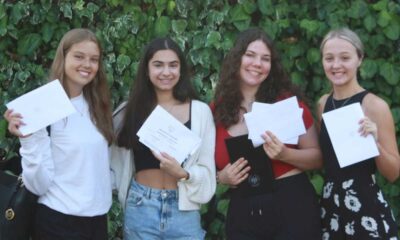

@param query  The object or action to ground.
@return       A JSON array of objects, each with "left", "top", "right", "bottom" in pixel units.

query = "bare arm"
[{"left": 362, "top": 94, "right": 400, "bottom": 182}]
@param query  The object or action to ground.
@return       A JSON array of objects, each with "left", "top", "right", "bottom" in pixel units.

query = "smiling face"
[
  {"left": 64, "top": 40, "right": 100, "bottom": 97},
  {"left": 239, "top": 40, "right": 271, "bottom": 89},
  {"left": 148, "top": 49, "right": 180, "bottom": 93},
  {"left": 322, "top": 37, "right": 362, "bottom": 87}
]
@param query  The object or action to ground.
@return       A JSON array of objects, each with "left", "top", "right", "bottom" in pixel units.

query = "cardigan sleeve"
[{"left": 179, "top": 102, "right": 216, "bottom": 204}]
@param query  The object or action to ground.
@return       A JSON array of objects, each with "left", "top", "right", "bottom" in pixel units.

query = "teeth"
[{"left": 79, "top": 71, "right": 89, "bottom": 76}]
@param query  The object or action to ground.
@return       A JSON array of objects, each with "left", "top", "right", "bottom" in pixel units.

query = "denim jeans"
[{"left": 124, "top": 180, "right": 205, "bottom": 240}]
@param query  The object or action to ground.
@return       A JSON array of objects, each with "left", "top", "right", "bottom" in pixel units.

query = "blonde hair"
[{"left": 320, "top": 27, "right": 364, "bottom": 58}]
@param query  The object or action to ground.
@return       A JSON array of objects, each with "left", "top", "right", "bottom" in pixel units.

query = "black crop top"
[{"left": 134, "top": 103, "right": 192, "bottom": 172}]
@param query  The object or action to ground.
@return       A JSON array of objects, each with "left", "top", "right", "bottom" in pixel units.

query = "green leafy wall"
[{"left": 0, "top": 0, "right": 399, "bottom": 239}]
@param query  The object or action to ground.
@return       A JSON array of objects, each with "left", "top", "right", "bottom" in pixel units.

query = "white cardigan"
[{"left": 110, "top": 100, "right": 216, "bottom": 211}]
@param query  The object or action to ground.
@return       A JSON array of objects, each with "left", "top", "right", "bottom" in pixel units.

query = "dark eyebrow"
[{"left": 151, "top": 60, "right": 179, "bottom": 64}]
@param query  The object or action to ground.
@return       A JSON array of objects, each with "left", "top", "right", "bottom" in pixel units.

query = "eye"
[
  {"left": 244, "top": 51, "right": 255, "bottom": 57},
  {"left": 74, "top": 55, "right": 83, "bottom": 59},
  {"left": 91, "top": 58, "right": 99, "bottom": 64},
  {"left": 170, "top": 62, "right": 179, "bottom": 68},
  {"left": 324, "top": 56, "right": 333, "bottom": 62},
  {"left": 262, "top": 56, "right": 271, "bottom": 62}
]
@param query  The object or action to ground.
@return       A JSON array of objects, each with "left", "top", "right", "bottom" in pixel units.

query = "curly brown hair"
[{"left": 214, "top": 27, "right": 302, "bottom": 128}]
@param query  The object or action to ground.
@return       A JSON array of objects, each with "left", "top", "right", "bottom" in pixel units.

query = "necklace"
[{"left": 331, "top": 94, "right": 353, "bottom": 109}]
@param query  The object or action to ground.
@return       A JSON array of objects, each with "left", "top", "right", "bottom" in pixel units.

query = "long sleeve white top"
[
  {"left": 110, "top": 100, "right": 216, "bottom": 211},
  {"left": 19, "top": 94, "right": 112, "bottom": 216}
]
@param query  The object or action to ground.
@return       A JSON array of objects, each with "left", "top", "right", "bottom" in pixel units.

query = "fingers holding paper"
[
  {"left": 262, "top": 131, "right": 287, "bottom": 160},
  {"left": 4, "top": 109, "right": 26, "bottom": 137},
  {"left": 151, "top": 150, "right": 187, "bottom": 179},
  {"left": 359, "top": 117, "right": 378, "bottom": 141},
  {"left": 217, "top": 158, "right": 251, "bottom": 186}
]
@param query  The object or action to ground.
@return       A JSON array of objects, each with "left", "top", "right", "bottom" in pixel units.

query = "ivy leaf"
[
  {"left": 347, "top": 0, "right": 367, "bottom": 19},
  {"left": 60, "top": 2, "right": 73, "bottom": 19},
  {"left": 377, "top": 10, "right": 391, "bottom": 27},
  {"left": 0, "top": 15, "right": 7, "bottom": 37},
  {"left": 372, "top": 0, "right": 389, "bottom": 11},
  {"left": 205, "top": 31, "right": 221, "bottom": 48},
  {"left": 154, "top": 16, "right": 171, "bottom": 37},
  {"left": 17, "top": 33, "right": 42, "bottom": 56},
  {"left": 360, "top": 59, "right": 378, "bottom": 79},
  {"left": 383, "top": 22, "right": 400, "bottom": 40},
  {"left": 310, "top": 173, "right": 324, "bottom": 196},
  {"left": 229, "top": 5, "right": 250, "bottom": 22},
  {"left": 0, "top": 4, "right": 6, "bottom": 19},
  {"left": 10, "top": 3, "right": 26, "bottom": 24},
  {"left": 233, "top": 19, "right": 251, "bottom": 32},
  {"left": 306, "top": 48, "right": 320, "bottom": 63},
  {"left": 379, "top": 62, "right": 400, "bottom": 86},
  {"left": 116, "top": 54, "right": 131, "bottom": 74},
  {"left": 363, "top": 15, "right": 376, "bottom": 32},
  {"left": 172, "top": 19, "right": 187, "bottom": 34},
  {"left": 41, "top": 23, "right": 54, "bottom": 43},
  {"left": 0, "top": 119, "right": 6, "bottom": 140},
  {"left": 291, "top": 71, "right": 304, "bottom": 86},
  {"left": 257, "top": 0, "right": 273, "bottom": 15},
  {"left": 242, "top": 0, "right": 256, "bottom": 14}
]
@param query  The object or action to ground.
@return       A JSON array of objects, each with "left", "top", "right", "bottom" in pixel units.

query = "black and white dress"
[{"left": 319, "top": 91, "right": 398, "bottom": 240}]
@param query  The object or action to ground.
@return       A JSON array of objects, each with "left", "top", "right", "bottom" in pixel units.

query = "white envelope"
[
  {"left": 6, "top": 80, "right": 76, "bottom": 135},
  {"left": 137, "top": 105, "right": 202, "bottom": 164},
  {"left": 322, "top": 102, "right": 379, "bottom": 168},
  {"left": 245, "top": 96, "right": 306, "bottom": 147}
]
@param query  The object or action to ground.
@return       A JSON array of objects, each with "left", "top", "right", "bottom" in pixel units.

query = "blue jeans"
[{"left": 124, "top": 180, "right": 205, "bottom": 240}]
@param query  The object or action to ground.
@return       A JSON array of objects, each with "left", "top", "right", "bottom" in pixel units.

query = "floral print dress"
[{"left": 319, "top": 91, "right": 398, "bottom": 240}]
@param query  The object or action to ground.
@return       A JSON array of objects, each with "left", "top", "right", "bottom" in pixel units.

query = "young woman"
[
  {"left": 111, "top": 37, "right": 216, "bottom": 239},
  {"left": 4, "top": 28, "right": 114, "bottom": 240},
  {"left": 213, "top": 27, "right": 322, "bottom": 239},
  {"left": 318, "top": 27, "right": 400, "bottom": 239}
]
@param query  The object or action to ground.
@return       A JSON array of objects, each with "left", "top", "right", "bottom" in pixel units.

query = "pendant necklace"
[{"left": 331, "top": 94, "right": 353, "bottom": 110}]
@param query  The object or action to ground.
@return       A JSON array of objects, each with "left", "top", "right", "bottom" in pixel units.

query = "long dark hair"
[
  {"left": 50, "top": 28, "right": 113, "bottom": 144},
  {"left": 117, "top": 37, "right": 197, "bottom": 149},
  {"left": 214, "top": 27, "right": 302, "bottom": 127}
]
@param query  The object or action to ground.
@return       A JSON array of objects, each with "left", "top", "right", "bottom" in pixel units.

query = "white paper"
[
  {"left": 245, "top": 96, "right": 306, "bottom": 147},
  {"left": 245, "top": 109, "right": 304, "bottom": 146},
  {"left": 6, "top": 80, "right": 76, "bottom": 135},
  {"left": 137, "top": 105, "right": 202, "bottom": 164},
  {"left": 322, "top": 102, "right": 379, "bottom": 168}
]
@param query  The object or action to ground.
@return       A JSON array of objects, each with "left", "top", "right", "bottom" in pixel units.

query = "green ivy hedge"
[{"left": 0, "top": 0, "right": 399, "bottom": 239}]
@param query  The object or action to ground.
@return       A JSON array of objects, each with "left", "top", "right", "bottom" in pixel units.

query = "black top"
[
  {"left": 225, "top": 135, "right": 274, "bottom": 196},
  {"left": 134, "top": 102, "right": 192, "bottom": 172},
  {"left": 319, "top": 90, "right": 376, "bottom": 180}
]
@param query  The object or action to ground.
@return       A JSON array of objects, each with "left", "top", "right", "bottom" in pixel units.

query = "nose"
[
  {"left": 162, "top": 66, "right": 171, "bottom": 76},
  {"left": 253, "top": 56, "right": 262, "bottom": 67},
  {"left": 83, "top": 58, "right": 91, "bottom": 68},
  {"left": 332, "top": 58, "right": 341, "bottom": 68}
]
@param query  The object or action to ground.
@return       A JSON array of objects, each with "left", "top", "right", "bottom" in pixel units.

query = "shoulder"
[
  {"left": 317, "top": 94, "right": 330, "bottom": 109},
  {"left": 362, "top": 93, "right": 391, "bottom": 116},
  {"left": 317, "top": 94, "right": 330, "bottom": 114}
]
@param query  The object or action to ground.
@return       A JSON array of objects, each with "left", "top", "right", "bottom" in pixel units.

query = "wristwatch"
[{"left": 179, "top": 171, "right": 190, "bottom": 182}]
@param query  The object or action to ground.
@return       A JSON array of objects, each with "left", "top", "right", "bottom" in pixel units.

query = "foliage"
[{"left": 0, "top": 0, "right": 399, "bottom": 239}]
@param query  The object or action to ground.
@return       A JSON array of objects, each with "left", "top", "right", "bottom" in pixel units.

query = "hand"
[
  {"left": 359, "top": 117, "right": 378, "bottom": 141},
  {"left": 217, "top": 158, "right": 251, "bottom": 186},
  {"left": 262, "top": 131, "right": 287, "bottom": 160},
  {"left": 151, "top": 150, "right": 188, "bottom": 179},
  {"left": 3, "top": 109, "right": 27, "bottom": 138}
]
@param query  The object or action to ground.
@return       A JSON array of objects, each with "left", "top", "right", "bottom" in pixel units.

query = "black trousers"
[
  {"left": 34, "top": 204, "right": 108, "bottom": 240},
  {"left": 226, "top": 173, "right": 322, "bottom": 240}
]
